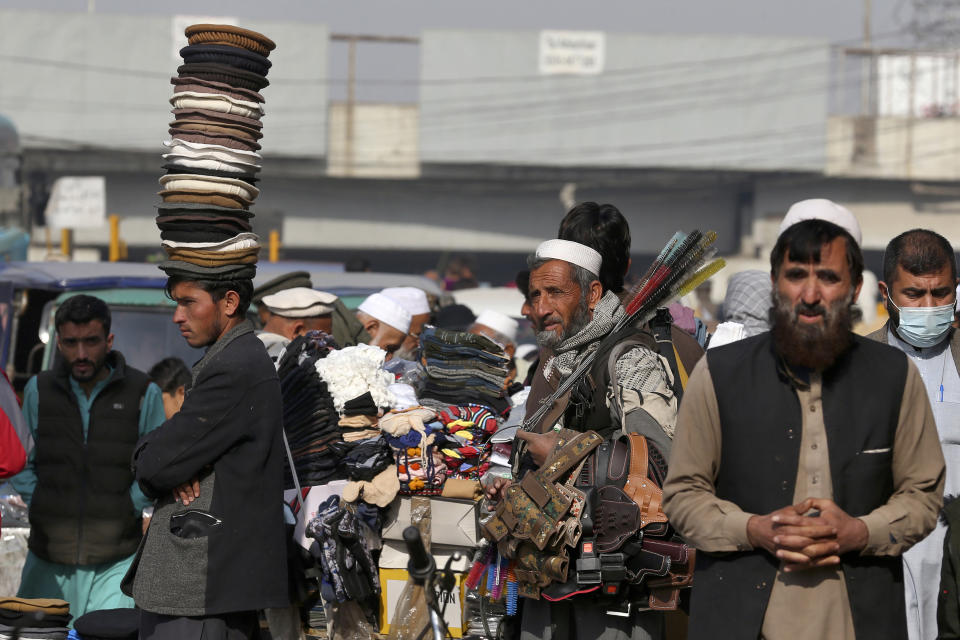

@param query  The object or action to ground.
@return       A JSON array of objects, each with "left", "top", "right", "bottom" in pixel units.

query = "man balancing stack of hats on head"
[
  {"left": 123, "top": 24, "right": 290, "bottom": 640},
  {"left": 156, "top": 23, "right": 275, "bottom": 279}
]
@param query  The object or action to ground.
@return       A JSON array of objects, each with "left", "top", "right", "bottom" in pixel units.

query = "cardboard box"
[
  {"left": 382, "top": 496, "right": 481, "bottom": 548},
  {"left": 378, "top": 568, "right": 465, "bottom": 638}
]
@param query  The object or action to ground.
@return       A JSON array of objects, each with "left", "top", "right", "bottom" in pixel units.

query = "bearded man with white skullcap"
[{"left": 486, "top": 238, "right": 678, "bottom": 640}]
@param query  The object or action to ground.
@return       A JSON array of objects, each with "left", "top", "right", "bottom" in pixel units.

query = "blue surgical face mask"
[{"left": 889, "top": 298, "right": 955, "bottom": 348}]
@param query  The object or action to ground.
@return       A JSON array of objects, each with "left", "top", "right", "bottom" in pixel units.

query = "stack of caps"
[
  {"left": 157, "top": 24, "right": 276, "bottom": 281},
  {"left": 418, "top": 326, "right": 512, "bottom": 415},
  {"left": 0, "top": 598, "right": 71, "bottom": 640},
  {"left": 274, "top": 332, "right": 342, "bottom": 489}
]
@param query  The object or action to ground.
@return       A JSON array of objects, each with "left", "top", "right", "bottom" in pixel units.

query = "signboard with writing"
[
  {"left": 44, "top": 177, "right": 106, "bottom": 230},
  {"left": 539, "top": 30, "right": 605, "bottom": 75},
  {"left": 379, "top": 568, "right": 465, "bottom": 638}
]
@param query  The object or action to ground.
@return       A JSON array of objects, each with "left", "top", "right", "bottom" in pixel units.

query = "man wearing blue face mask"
[{"left": 870, "top": 228, "right": 960, "bottom": 640}]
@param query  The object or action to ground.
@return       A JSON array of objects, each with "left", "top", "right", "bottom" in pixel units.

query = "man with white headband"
[
  {"left": 355, "top": 293, "right": 411, "bottom": 360},
  {"left": 868, "top": 228, "right": 960, "bottom": 640},
  {"left": 490, "top": 238, "right": 677, "bottom": 640}
]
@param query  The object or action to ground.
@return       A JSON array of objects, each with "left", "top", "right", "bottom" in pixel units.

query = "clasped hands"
[{"left": 746, "top": 498, "right": 869, "bottom": 572}]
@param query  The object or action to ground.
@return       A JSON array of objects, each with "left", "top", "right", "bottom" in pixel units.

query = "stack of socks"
[{"left": 157, "top": 24, "right": 276, "bottom": 281}]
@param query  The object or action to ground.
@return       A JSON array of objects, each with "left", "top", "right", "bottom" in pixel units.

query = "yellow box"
[{"left": 378, "top": 568, "right": 466, "bottom": 638}]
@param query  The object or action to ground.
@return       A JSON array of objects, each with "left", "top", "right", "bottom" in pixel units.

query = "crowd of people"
[{"left": 0, "top": 197, "right": 958, "bottom": 640}]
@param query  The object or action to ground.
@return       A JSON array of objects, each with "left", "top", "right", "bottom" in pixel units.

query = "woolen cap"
[
  {"left": 380, "top": 286, "right": 430, "bottom": 316},
  {"left": 177, "top": 63, "right": 269, "bottom": 91},
  {"left": 158, "top": 189, "right": 254, "bottom": 209},
  {"left": 262, "top": 287, "right": 338, "bottom": 318},
  {"left": 168, "top": 128, "right": 262, "bottom": 151},
  {"left": 159, "top": 174, "right": 260, "bottom": 200},
  {"left": 171, "top": 76, "right": 265, "bottom": 103},
  {"left": 252, "top": 271, "right": 313, "bottom": 303},
  {"left": 778, "top": 199, "right": 862, "bottom": 246},
  {"left": 358, "top": 293, "right": 412, "bottom": 334},
  {"left": 180, "top": 44, "right": 272, "bottom": 76},
  {"left": 185, "top": 24, "right": 277, "bottom": 56},
  {"left": 535, "top": 239, "right": 603, "bottom": 277},
  {"left": 474, "top": 310, "right": 519, "bottom": 343},
  {"left": 159, "top": 260, "right": 257, "bottom": 280},
  {"left": 170, "top": 92, "right": 265, "bottom": 119}
]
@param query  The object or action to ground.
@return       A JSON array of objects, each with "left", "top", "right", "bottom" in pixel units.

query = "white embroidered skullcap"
[
  {"left": 474, "top": 310, "right": 519, "bottom": 344},
  {"left": 778, "top": 199, "right": 862, "bottom": 246},
  {"left": 380, "top": 287, "right": 430, "bottom": 316},
  {"left": 262, "top": 287, "right": 337, "bottom": 318},
  {"left": 535, "top": 239, "right": 602, "bottom": 277},
  {"left": 358, "top": 293, "right": 412, "bottom": 333}
]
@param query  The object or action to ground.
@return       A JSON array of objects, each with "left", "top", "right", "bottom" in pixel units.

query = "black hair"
[
  {"left": 54, "top": 294, "right": 111, "bottom": 335},
  {"left": 770, "top": 219, "right": 863, "bottom": 284},
  {"left": 515, "top": 270, "right": 530, "bottom": 300},
  {"left": 558, "top": 202, "right": 631, "bottom": 294},
  {"left": 165, "top": 277, "right": 254, "bottom": 314},
  {"left": 882, "top": 228, "right": 957, "bottom": 285},
  {"left": 148, "top": 357, "right": 191, "bottom": 394}
]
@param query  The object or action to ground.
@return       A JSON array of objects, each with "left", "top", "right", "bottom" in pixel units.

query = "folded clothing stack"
[
  {"left": 380, "top": 407, "right": 448, "bottom": 495},
  {"left": 418, "top": 327, "right": 512, "bottom": 415},
  {"left": 0, "top": 598, "right": 71, "bottom": 640},
  {"left": 275, "top": 332, "right": 342, "bottom": 489},
  {"left": 157, "top": 24, "right": 276, "bottom": 282},
  {"left": 432, "top": 404, "right": 499, "bottom": 481}
]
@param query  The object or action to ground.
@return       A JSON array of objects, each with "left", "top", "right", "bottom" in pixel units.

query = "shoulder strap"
[
  {"left": 650, "top": 308, "right": 685, "bottom": 400},
  {"left": 603, "top": 327, "right": 659, "bottom": 426}
]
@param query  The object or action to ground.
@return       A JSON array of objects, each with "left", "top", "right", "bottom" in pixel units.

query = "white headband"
[{"left": 535, "top": 239, "right": 602, "bottom": 277}]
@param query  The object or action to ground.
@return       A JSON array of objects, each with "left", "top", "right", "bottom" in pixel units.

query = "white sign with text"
[
  {"left": 44, "top": 177, "right": 106, "bottom": 230},
  {"left": 539, "top": 30, "right": 605, "bottom": 75}
]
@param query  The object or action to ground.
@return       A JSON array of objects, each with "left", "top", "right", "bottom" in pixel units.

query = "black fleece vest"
[
  {"left": 29, "top": 352, "right": 149, "bottom": 565},
  {"left": 688, "top": 332, "right": 909, "bottom": 640}
]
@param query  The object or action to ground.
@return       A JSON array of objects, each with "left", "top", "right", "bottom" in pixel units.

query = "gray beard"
[
  {"left": 536, "top": 303, "right": 592, "bottom": 349},
  {"left": 394, "top": 345, "right": 418, "bottom": 361}
]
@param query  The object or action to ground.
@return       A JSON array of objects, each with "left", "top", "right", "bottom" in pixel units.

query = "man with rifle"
[{"left": 487, "top": 238, "right": 681, "bottom": 640}]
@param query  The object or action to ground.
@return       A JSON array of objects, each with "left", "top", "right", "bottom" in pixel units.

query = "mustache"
[
  {"left": 535, "top": 314, "right": 563, "bottom": 330},
  {"left": 793, "top": 301, "right": 826, "bottom": 318}
]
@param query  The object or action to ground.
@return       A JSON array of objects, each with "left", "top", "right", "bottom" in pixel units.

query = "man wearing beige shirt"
[{"left": 663, "top": 202, "right": 945, "bottom": 640}]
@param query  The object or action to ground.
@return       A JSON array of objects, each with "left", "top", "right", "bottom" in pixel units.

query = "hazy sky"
[{"left": 0, "top": 0, "right": 916, "bottom": 101}]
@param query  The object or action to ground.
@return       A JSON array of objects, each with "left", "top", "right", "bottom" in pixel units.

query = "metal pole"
[
  {"left": 108, "top": 214, "right": 120, "bottom": 262},
  {"left": 860, "top": 0, "right": 872, "bottom": 115},
  {"left": 60, "top": 228, "right": 71, "bottom": 259},
  {"left": 269, "top": 229, "right": 280, "bottom": 262},
  {"left": 345, "top": 37, "right": 357, "bottom": 177}
]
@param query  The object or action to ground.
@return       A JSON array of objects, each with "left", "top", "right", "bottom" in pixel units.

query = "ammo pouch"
[{"left": 483, "top": 429, "right": 694, "bottom": 610}]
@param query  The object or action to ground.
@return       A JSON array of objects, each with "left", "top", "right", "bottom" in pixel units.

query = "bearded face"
[{"left": 770, "top": 287, "right": 855, "bottom": 371}]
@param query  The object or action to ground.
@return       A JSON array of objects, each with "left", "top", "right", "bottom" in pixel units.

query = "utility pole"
[
  {"left": 330, "top": 34, "right": 419, "bottom": 176},
  {"left": 861, "top": 0, "right": 872, "bottom": 115}
]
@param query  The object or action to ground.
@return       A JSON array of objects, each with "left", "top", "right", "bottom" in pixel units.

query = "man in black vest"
[
  {"left": 124, "top": 276, "right": 288, "bottom": 640},
  {"left": 8, "top": 294, "right": 166, "bottom": 617},
  {"left": 663, "top": 205, "right": 945, "bottom": 640}
]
